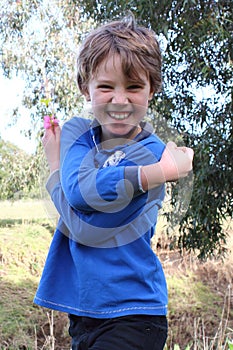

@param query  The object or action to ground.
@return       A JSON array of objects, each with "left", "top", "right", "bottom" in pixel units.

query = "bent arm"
[
  {"left": 42, "top": 118, "right": 193, "bottom": 214},
  {"left": 47, "top": 169, "right": 163, "bottom": 247},
  {"left": 141, "top": 141, "right": 194, "bottom": 191},
  {"left": 60, "top": 118, "right": 166, "bottom": 213},
  {"left": 42, "top": 118, "right": 193, "bottom": 246}
]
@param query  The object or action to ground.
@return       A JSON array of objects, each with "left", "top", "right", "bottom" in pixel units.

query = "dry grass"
[
  {"left": 0, "top": 200, "right": 48, "bottom": 220},
  {"left": 0, "top": 200, "right": 232, "bottom": 349},
  {"left": 153, "top": 217, "right": 233, "bottom": 349}
]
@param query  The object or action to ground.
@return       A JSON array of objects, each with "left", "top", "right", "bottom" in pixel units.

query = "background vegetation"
[
  {"left": 0, "top": 139, "right": 41, "bottom": 200},
  {"left": 1, "top": 0, "right": 232, "bottom": 259},
  {"left": 0, "top": 200, "right": 232, "bottom": 349}
]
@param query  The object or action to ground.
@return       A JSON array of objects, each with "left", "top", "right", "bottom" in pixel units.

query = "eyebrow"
[
  {"left": 127, "top": 79, "right": 147, "bottom": 85},
  {"left": 96, "top": 79, "right": 114, "bottom": 84},
  {"left": 95, "top": 78, "right": 147, "bottom": 85}
]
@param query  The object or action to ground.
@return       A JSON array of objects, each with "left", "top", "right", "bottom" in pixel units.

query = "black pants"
[{"left": 69, "top": 314, "right": 168, "bottom": 350}]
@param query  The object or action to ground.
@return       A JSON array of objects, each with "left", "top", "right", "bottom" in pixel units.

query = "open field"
[{"left": 0, "top": 200, "right": 232, "bottom": 349}]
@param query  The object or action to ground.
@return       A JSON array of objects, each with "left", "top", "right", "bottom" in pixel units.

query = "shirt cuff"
[
  {"left": 46, "top": 169, "right": 60, "bottom": 194},
  {"left": 124, "top": 166, "right": 146, "bottom": 195},
  {"left": 138, "top": 166, "right": 146, "bottom": 193}
]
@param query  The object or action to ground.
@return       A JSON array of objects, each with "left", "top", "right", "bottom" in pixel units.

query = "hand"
[
  {"left": 160, "top": 141, "right": 194, "bottom": 182},
  {"left": 42, "top": 125, "right": 61, "bottom": 173}
]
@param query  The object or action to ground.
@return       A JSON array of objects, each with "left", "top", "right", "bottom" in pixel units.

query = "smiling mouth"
[{"left": 108, "top": 112, "right": 131, "bottom": 120}]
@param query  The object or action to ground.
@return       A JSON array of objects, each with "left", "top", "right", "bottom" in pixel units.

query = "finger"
[
  {"left": 42, "top": 128, "right": 49, "bottom": 146},
  {"left": 53, "top": 125, "right": 61, "bottom": 139},
  {"left": 186, "top": 148, "right": 194, "bottom": 160},
  {"left": 42, "top": 128, "right": 54, "bottom": 147},
  {"left": 177, "top": 146, "right": 187, "bottom": 153},
  {"left": 167, "top": 141, "right": 177, "bottom": 149}
]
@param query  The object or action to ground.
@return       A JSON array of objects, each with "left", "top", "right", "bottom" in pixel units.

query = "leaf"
[
  {"left": 174, "top": 345, "right": 181, "bottom": 350},
  {"left": 227, "top": 339, "right": 233, "bottom": 350}
]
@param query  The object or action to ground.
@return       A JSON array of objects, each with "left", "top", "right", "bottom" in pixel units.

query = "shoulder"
[
  {"left": 62, "top": 117, "right": 91, "bottom": 136},
  {"left": 140, "top": 121, "right": 164, "bottom": 145},
  {"left": 140, "top": 122, "right": 165, "bottom": 161}
]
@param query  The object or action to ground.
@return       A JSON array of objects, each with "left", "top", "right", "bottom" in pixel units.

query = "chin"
[{"left": 108, "top": 126, "right": 136, "bottom": 139}]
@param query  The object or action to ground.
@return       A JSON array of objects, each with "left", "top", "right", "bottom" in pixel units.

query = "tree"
[
  {"left": 1, "top": 0, "right": 89, "bottom": 127},
  {"left": 1, "top": 0, "right": 232, "bottom": 257},
  {"left": 0, "top": 138, "right": 41, "bottom": 199}
]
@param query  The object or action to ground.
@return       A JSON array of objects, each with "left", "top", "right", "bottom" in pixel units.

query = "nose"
[{"left": 111, "top": 89, "right": 129, "bottom": 104}]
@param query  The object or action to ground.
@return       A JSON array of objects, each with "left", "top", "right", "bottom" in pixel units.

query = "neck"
[{"left": 101, "top": 125, "right": 142, "bottom": 149}]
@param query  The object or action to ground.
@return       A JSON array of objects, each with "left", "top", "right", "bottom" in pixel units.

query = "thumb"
[
  {"left": 166, "top": 141, "right": 177, "bottom": 149},
  {"left": 42, "top": 128, "right": 53, "bottom": 147}
]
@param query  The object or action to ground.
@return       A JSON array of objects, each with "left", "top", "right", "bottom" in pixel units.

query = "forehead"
[
  {"left": 94, "top": 53, "right": 149, "bottom": 82},
  {"left": 97, "top": 54, "right": 123, "bottom": 74}
]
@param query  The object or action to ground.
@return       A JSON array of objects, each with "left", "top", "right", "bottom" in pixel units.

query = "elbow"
[{"left": 66, "top": 186, "right": 93, "bottom": 212}]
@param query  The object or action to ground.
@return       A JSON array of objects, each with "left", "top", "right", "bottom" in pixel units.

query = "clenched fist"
[
  {"left": 140, "top": 141, "right": 194, "bottom": 191},
  {"left": 160, "top": 141, "right": 194, "bottom": 182}
]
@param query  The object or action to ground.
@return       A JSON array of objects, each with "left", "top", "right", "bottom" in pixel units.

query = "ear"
[
  {"left": 85, "top": 94, "right": 91, "bottom": 102},
  {"left": 148, "top": 90, "right": 154, "bottom": 101},
  {"left": 82, "top": 85, "right": 91, "bottom": 101},
  {"left": 83, "top": 90, "right": 91, "bottom": 101},
  {"left": 148, "top": 85, "right": 155, "bottom": 101}
]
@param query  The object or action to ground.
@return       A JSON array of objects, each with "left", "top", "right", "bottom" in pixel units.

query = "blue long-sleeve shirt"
[{"left": 34, "top": 117, "right": 168, "bottom": 317}]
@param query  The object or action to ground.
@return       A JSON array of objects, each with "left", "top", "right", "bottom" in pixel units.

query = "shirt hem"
[{"left": 34, "top": 296, "right": 167, "bottom": 318}]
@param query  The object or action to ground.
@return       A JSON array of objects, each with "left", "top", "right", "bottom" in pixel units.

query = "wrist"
[
  {"left": 141, "top": 163, "right": 166, "bottom": 191},
  {"left": 49, "top": 162, "right": 60, "bottom": 173}
]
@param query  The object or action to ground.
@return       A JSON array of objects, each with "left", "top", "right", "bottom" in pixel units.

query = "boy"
[{"left": 35, "top": 15, "right": 193, "bottom": 350}]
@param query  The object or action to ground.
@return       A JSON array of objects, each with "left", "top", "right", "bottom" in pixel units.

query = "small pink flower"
[
  {"left": 43, "top": 115, "right": 59, "bottom": 129},
  {"left": 43, "top": 115, "right": 51, "bottom": 129}
]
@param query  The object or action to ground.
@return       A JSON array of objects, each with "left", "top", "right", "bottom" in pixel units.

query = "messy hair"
[{"left": 77, "top": 15, "right": 162, "bottom": 97}]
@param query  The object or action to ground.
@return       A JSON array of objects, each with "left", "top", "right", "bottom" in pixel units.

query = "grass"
[
  {"left": 152, "top": 219, "right": 233, "bottom": 349},
  {"left": 0, "top": 200, "right": 232, "bottom": 349},
  {"left": 0, "top": 200, "right": 48, "bottom": 220},
  {"left": 0, "top": 200, "right": 69, "bottom": 349},
  {"left": 0, "top": 222, "right": 54, "bottom": 348},
  {"left": 166, "top": 273, "right": 231, "bottom": 348}
]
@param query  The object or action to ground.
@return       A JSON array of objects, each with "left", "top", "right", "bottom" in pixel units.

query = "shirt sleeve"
[
  {"left": 60, "top": 118, "right": 146, "bottom": 213},
  {"left": 45, "top": 117, "right": 165, "bottom": 246},
  {"left": 46, "top": 170, "right": 162, "bottom": 247}
]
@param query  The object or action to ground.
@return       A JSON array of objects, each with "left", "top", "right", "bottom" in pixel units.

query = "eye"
[
  {"left": 97, "top": 84, "right": 113, "bottom": 90},
  {"left": 127, "top": 84, "right": 144, "bottom": 90}
]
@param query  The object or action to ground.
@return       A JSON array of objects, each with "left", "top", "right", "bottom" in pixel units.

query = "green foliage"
[
  {"left": 1, "top": 0, "right": 87, "bottom": 124},
  {"left": 0, "top": 138, "right": 41, "bottom": 200},
  {"left": 227, "top": 339, "right": 233, "bottom": 350},
  {"left": 0, "top": 0, "right": 232, "bottom": 257},
  {"left": 164, "top": 345, "right": 191, "bottom": 350}
]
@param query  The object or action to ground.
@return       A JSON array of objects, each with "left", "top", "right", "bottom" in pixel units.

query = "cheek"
[
  {"left": 92, "top": 93, "right": 111, "bottom": 106},
  {"left": 90, "top": 91, "right": 102, "bottom": 103},
  {"left": 91, "top": 104, "right": 107, "bottom": 121},
  {"left": 135, "top": 95, "right": 150, "bottom": 107}
]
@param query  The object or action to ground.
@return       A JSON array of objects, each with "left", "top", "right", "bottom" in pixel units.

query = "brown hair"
[{"left": 77, "top": 15, "right": 162, "bottom": 97}]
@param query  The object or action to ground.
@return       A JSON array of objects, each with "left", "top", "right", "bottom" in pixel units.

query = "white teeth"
[{"left": 109, "top": 113, "right": 130, "bottom": 120}]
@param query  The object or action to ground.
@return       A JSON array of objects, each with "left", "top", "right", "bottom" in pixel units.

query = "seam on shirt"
[{"left": 34, "top": 296, "right": 167, "bottom": 315}]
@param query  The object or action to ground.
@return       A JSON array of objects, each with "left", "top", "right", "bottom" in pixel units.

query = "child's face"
[{"left": 86, "top": 54, "right": 154, "bottom": 143}]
